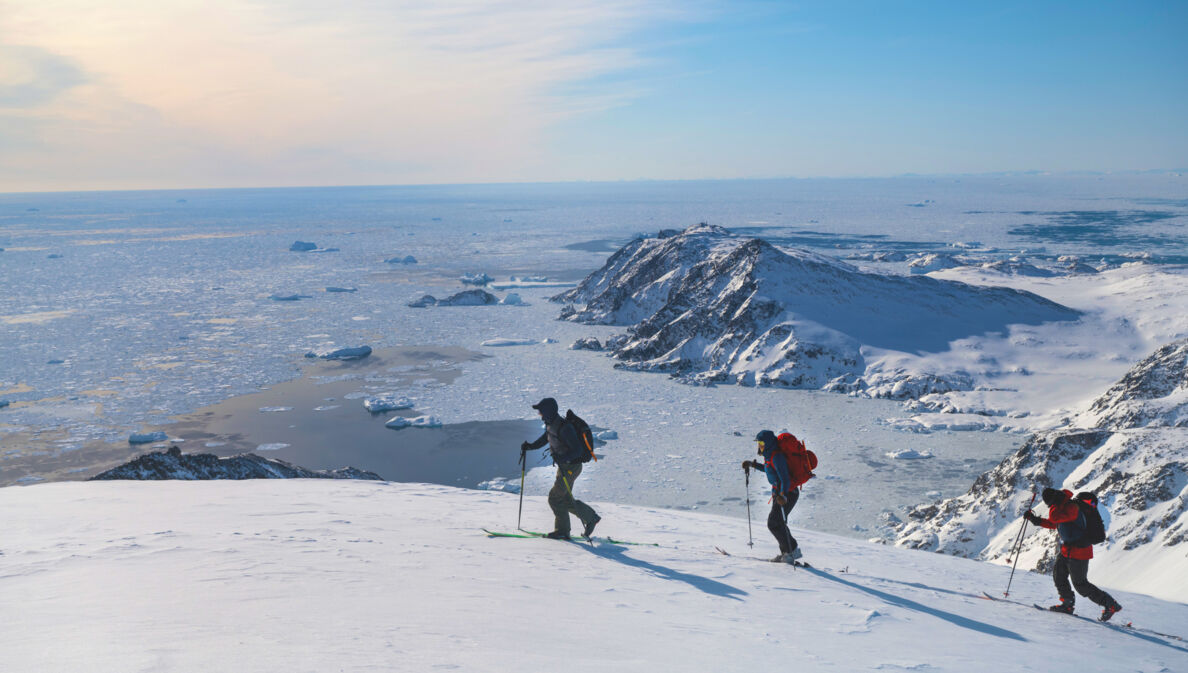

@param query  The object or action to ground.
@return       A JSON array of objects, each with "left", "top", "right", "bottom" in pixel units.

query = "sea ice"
[
  {"left": 258, "top": 406, "right": 293, "bottom": 413},
  {"left": 255, "top": 443, "right": 291, "bottom": 451}
]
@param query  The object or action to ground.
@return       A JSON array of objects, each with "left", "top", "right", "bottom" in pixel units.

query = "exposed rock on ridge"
[{"left": 90, "top": 446, "right": 384, "bottom": 481}]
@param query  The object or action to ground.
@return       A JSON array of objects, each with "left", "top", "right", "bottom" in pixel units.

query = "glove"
[
  {"left": 775, "top": 492, "right": 788, "bottom": 506},
  {"left": 742, "top": 460, "right": 752, "bottom": 472},
  {"left": 1024, "top": 510, "right": 1042, "bottom": 525},
  {"left": 521, "top": 441, "right": 531, "bottom": 452}
]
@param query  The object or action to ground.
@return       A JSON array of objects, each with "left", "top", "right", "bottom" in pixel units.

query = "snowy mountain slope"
[
  {"left": 894, "top": 338, "right": 1188, "bottom": 602},
  {"left": 89, "top": 445, "right": 384, "bottom": 481},
  {"left": 553, "top": 224, "right": 1079, "bottom": 391},
  {"left": 2, "top": 481, "right": 1185, "bottom": 673}
]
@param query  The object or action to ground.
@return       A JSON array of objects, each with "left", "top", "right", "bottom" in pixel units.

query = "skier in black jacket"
[{"left": 521, "top": 397, "right": 600, "bottom": 540}]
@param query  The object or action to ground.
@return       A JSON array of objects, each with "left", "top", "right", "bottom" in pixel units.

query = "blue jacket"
[{"left": 759, "top": 447, "right": 793, "bottom": 494}]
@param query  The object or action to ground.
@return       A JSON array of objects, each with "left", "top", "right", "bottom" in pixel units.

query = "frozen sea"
[{"left": 2, "top": 175, "right": 1187, "bottom": 538}]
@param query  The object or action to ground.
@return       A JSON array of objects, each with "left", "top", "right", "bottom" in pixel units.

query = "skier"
[
  {"left": 742, "top": 429, "right": 802, "bottom": 563},
  {"left": 1025, "top": 487, "right": 1123, "bottom": 621},
  {"left": 521, "top": 397, "right": 600, "bottom": 540}
]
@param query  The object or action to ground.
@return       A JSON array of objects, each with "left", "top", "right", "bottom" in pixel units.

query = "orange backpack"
[{"left": 776, "top": 432, "right": 817, "bottom": 488}]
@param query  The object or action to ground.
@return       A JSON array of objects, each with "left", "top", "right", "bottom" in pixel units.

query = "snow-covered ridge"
[
  {"left": 553, "top": 224, "right": 1080, "bottom": 392},
  {"left": 4, "top": 480, "right": 1186, "bottom": 671},
  {"left": 90, "top": 446, "right": 383, "bottom": 481},
  {"left": 893, "top": 338, "right": 1188, "bottom": 601}
]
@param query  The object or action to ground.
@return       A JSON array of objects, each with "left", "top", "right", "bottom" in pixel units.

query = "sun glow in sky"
[{"left": 1, "top": 0, "right": 1185, "bottom": 192}]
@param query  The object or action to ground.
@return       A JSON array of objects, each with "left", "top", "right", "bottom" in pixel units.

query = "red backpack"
[{"left": 776, "top": 432, "right": 817, "bottom": 488}]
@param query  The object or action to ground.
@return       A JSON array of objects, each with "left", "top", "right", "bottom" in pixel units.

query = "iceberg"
[
  {"left": 385, "top": 255, "right": 417, "bottom": 264},
  {"left": 499, "top": 293, "right": 523, "bottom": 305},
  {"left": 885, "top": 449, "right": 934, "bottom": 459},
  {"left": 128, "top": 431, "right": 169, "bottom": 444},
  {"left": 460, "top": 272, "right": 493, "bottom": 286},
  {"left": 304, "top": 346, "right": 373, "bottom": 360},
  {"left": 363, "top": 395, "right": 414, "bottom": 413},
  {"left": 326, "top": 287, "right": 358, "bottom": 293},
  {"left": 384, "top": 415, "right": 442, "bottom": 429},
  {"left": 480, "top": 338, "right": 545, "bottom": 347},
  {"left": 289, "top": 241, "right": 318, "bottom": 252}
]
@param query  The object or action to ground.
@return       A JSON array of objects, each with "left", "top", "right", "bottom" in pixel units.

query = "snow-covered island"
[{"left": 554, "top": 224, "right": 1079, "bottom": 394}]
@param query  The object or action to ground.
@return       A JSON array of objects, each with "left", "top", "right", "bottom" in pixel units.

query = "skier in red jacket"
[{"left": 1025, "top": 487, "right": 1122, "bottom": 621}]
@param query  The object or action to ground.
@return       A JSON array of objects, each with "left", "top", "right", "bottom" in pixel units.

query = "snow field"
[{"left": 2, "top": 480, "right": 1185, "bottom": 673}]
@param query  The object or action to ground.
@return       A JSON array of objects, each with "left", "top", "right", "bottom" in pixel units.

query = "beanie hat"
[
  {"left": 755, "top": 429, "right": 778, "bottom": 448},
  {"left": 1042, "top": 487, "right": 1065, "bottom": 506}
]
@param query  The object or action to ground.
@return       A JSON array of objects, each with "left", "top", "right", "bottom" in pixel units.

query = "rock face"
[
  {"left": 893, "top": 338, "right": 1188, "bottom": 577},
  {"left": 91, "top": 446, "right": 384, "bottom": 481},
  {"left": 553, "top": 224, "right": 1080, "bottom": 389}
]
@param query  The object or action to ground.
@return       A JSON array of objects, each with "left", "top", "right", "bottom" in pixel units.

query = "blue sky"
[{"left": 1, "top": 0, "right": 1185, "bottom": 191}]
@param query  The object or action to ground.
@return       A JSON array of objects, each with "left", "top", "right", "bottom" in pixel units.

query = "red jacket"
[{"left": 1035, "top": 489, "right": 1093, "bottom": 560}]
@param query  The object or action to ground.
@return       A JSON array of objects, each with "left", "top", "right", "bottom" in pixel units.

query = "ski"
[
  {"left": 481, "top": 529, "right": 659, "bottom": 547},
  {"left": 980, "top": 592, "right": 1184, "bottom": 643},
  {"left": 714, "top": 546, "right": 810, "bottom": 567}
]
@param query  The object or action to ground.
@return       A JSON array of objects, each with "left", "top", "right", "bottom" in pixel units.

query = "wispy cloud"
[{"left": 0, "top": 0, "right": 701, "bottom": 190}]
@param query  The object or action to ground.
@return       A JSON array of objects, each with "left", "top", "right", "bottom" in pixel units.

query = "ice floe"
[
  {"left": 384, "top": 415, "right": 442, "bottom": 429},
  {"left": 885, "top": 449, "right": 934, "bottom": 459},
  {"left": 363, "top": 395, "right": 414, "bottom": 413}
]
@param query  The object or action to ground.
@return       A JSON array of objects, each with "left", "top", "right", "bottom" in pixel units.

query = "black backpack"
[
  {"left": 560, "top": 409, "right": 598, "bottom": 463},
  {"left": 1073, "top": 491, "right": 1107, "bottom": 545}
]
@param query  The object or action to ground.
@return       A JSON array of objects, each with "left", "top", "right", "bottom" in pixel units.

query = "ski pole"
[
  {"left": 1004, "top": 489, "right": 1038, "bottom": 597},
  {"left": 745, "top": 466, "right": 754, "bottom": 548},
  {"left": 517, "top": 448, "right": 527, "bottom": 531}
]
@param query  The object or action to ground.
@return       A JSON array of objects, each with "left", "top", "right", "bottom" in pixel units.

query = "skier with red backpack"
[
  {"left": 521, "top": 397, "right": 600, "bottom": 541},
  {"left": 1024, "top": 487, "right": 1122, "bottom": 621},
  {"left": 742, "top": 430, "right": 817, "bottom": 564}
]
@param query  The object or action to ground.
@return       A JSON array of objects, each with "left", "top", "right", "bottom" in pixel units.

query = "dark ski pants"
[
  {"left": 767, "top": 487, "right": 800, "bottom": 554},
  {"left": 1054, "top": 554, "right": 1115, "bottom": 607},
  {"left": 548, "top": 462, "right": 598, "bottom": 535}
]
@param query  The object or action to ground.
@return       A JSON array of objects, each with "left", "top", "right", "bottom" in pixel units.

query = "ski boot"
[
  {"left": 1099, "top": 602, "right": 1122, "bottom": 622},
  {"left": 544, "top": 530, "right": 571, "bottom": 540},
  {"left": 1048, "top": 600, "right": 1075, "bottom": 615}
]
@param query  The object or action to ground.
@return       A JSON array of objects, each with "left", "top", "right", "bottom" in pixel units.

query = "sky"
[{"left": 1, "top": 0, "right": 1185, "bottom": 192}]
